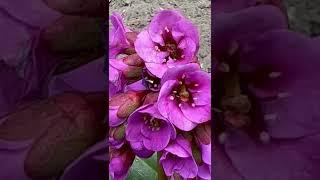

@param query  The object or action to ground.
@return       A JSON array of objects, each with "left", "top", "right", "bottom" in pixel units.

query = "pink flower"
[
  {"left": 157, "top": 64, "right": 211, "bottom": 131},
  {"left": 135, "top": 10, "right": 199, "bottom": 77}
]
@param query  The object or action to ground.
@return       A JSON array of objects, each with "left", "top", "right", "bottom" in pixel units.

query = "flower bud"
[
  {"left": 142, "top": 92, "right": 159, "bottom": 105},
  {"left": 109, "top": 145, "right": 135, "bottom": 180},
  {"left": 0, "top": 100, "right": 62, "bottom": 141},
  {"left": 24, "top": 92, "right": 106, "bottom": 178},
  {"left": 109, "top": 91, "right": 146, "bottom": 125},
  {"left": 112, "top": 125, "right": 126, "bottom": 141},
  {"left": 192, "top": 143, "right": 203, "bottom": 165},
  {"left": 109, "top": 58, "right": 143, "bottom": 84},
  {"left": 109, "top": 124, "right": 126, "bottom": 149},
  {"left": 123, "top": 54, "right": 144, "bottom": 67},
  {"left": 123, "top": 66, "right": 143, "bottom": 82},
  {"left": 125, "top": 32, "right": 138, "bottom": 46},
  {"left": 123, "top": 47, "right": 136, "bottom": 55}
]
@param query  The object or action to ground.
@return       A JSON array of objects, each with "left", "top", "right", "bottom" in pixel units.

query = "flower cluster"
[{"left": 109, "top": 10, "right": 211, "bottom": 179}]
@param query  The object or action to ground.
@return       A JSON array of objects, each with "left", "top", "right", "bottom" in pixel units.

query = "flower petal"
[
  {"left": 141, "top": 122, "right": 171, "bottom": 151},
  {"left": 49, "top": 57, "right": 107, "bottom": 96},
  {"left": 225, "top": 130, "right": 320, "bottom": 180},
  {"left": 180, "top": 103, "right": 211, "bottom": 124},
  {"left": 129, "top": 141, "right": 154, "bottom": 158},
  {"left": 0, "top": 146, "right": 32, "bottom": 180},
  {"left": 148, "top": 10, "right": 183, "bottom": 45},
  {"left": 109, "top": 106, "right": 125, "bottom": 127},
  {"left": 126, "top": 111, "right": 144, "bottom": 142},
  {"left": 201, "top": 143, "right": 211, "bottom": 165},
  {"left": 0, "top": 11, "right": 32, "bottom": 67},
  {"left": 212, "top": 144, "right": 243, "bottom": 180},
  {"left": 135, "top": 30, "right": 168, "bottom": 64},
  {"left": 172, "top": 18, "right": 199, "bottom": 48},
  {"left": 164, "top": 135, "right": 192, "bottom": 157},
  {"left": 0, "top": 0, "right": 61, "bottom": 28},
  {"left": 124, "top": 80, "right": 147, "bottom": 92},
  {"left": 240, "top": 30, "right": 320, "bottom": 138},
  {"left": 161, "top": 63, "right": 201, "bottom": 84},
  {"left": 145, "top": 62, "right": 168, "bottom": 78},
  {"left": 198, "top": 164, "right": 211, "bottom": 180}
]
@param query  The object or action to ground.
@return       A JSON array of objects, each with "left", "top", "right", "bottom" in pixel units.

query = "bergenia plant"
[{"left": 108, "top": 10, "right": 211, "bottom": 180}]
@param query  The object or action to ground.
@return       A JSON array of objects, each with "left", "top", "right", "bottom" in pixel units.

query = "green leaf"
[{"left": 126, "top": 154, "right": 158, "bottom": 180}]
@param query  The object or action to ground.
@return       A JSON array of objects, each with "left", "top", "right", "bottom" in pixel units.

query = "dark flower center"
[
  {"left": 156, "top": 27, "right": 183, "bottom": 61},
  {"left": 142, "top": 68, "right": 161, "bottom": 91},
  {"left": 170, "top": 75, "right": 197, "bottom": 107},
  {"left": 143, "top": 114, "right": 162, "bottom": 131}
]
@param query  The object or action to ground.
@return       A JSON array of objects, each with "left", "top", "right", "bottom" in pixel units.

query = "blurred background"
[{"left": 284, "top": 0, "right": 320, "bottom": 37}]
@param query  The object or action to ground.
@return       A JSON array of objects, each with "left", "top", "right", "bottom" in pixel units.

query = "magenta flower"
[
  {"left": 109, "top": 12, "right": 137, "bottom": 58},
  {"left": 135, "top": 10, "right": 199, "bottom": 77},
  {"left": 157, "top": 64, "right": 211, "bottom": 131},
  {"left": 109, "top": 145, "right": 135, "bottom": 180},
  {"left": 126, "top": 104, "right": 176, "bottom": 152},
  {"left": 160, "top": 135, "right": 198, "bottom": 178}
]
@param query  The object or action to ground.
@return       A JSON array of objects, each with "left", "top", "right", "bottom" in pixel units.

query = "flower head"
[
  {"left": 160, "top": 135, "right": 198, "bottom": 179},
  {"left": 126, "top": 104, "right": 176, "bottom": 152},
  {"left": 135, "top": 10, "right": 199, "bottom": 77},
  {"left": 157, "top": 64, "right": 211, "bottom": 131}
]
